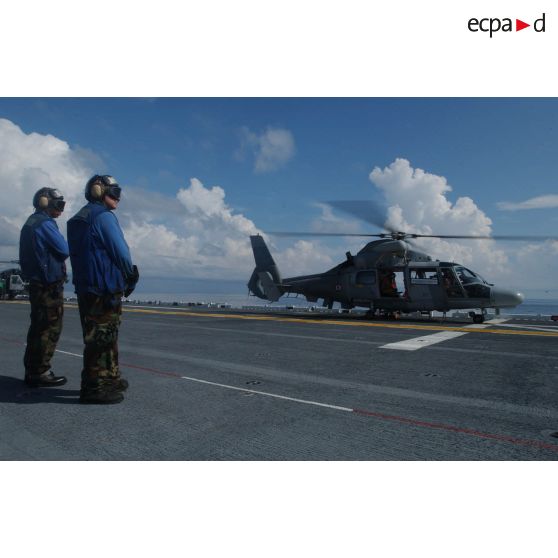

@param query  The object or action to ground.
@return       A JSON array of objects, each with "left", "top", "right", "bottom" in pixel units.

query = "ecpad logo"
[{"left": 468, "top": 13, "right": 546, "bottom": 37}]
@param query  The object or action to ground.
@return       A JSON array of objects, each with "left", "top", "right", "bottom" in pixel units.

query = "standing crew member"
[
  {"left": 67, "top": 175, "right": 139, "bottom": 404},
  {"left": 20, "top": 187, "right": 69, "bottom": 387}
]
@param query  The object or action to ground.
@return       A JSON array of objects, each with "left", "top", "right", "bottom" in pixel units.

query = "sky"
[{"left": 1, "top": 97, "right": 557, "bottom": 297}]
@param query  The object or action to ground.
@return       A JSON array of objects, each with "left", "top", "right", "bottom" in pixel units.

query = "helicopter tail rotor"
[{"left": 248, "top": 235, "right": 284, "bottom": 302}]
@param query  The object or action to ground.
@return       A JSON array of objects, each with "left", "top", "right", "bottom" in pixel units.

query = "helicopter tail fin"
[{"left": 247, "top": 235, "right": 283, "bottom": 302}]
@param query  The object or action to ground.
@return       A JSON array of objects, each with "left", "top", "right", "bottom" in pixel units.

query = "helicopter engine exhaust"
[{"left": 248, "top": 235, "right": 283, "bottom": 302}]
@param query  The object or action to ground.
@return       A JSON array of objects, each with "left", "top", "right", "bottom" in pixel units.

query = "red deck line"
[{"left": 353, "top": 408, "right": 558, "bottom": 452}]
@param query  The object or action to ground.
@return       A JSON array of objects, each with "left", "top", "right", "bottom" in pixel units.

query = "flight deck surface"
[{"left": 1, "top": 300, "right": 558, "bottom": 460}]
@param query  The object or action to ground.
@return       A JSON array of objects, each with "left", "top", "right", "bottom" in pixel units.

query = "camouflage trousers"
[
  {"left": 24, "top": 281, "right": 64, "bottom": 376},
  {"left": 77, "top": 293, "right": 123, "bottom": 390}
]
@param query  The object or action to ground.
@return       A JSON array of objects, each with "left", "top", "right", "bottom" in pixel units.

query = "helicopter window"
[
  {"left": 454, "top": 266, "right": 479, "bottom": 285},
  {"left": 355, "top": 271, "right": 376, "bottom": 285},
  {"left": 410, "top": 268, "right": 438, "bottom": 285}
]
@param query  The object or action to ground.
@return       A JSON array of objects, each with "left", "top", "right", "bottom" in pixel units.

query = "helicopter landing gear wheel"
[{"left": 469, "top": 311, "right": 485, "bottom": 324}]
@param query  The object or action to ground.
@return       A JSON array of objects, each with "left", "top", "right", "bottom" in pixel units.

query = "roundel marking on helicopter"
[{"left": 335, "top": 284, "right": 342, "bottom": 291}]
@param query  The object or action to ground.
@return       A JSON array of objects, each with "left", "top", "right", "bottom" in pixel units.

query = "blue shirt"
[
  {"left": 94, "top": 211, "right": 134, "bottom": 278},
  {"left": 67, "top": 202, "right": 134, "bottom": 295},
  {"left": 19, "top": 211, "right": 69, "bottom": 284}
]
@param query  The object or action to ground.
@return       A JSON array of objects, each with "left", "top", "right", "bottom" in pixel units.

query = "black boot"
[
  {"left": 112, "top": 378, "right": 129, "bottom": 392},
  {"left": 86, "top": 378, "right": 128, "bottom": 393},
  {"left": 24, "top": 371, "right": 67, "bottom": 388}
]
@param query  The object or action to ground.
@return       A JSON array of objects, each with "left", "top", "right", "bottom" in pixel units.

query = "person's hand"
[{"left": 124, "top": 265, "right": 139, "bottom": 297}]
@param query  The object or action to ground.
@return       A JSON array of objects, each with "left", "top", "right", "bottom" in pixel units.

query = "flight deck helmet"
[
  {"left": 85, "top": 175, "right": 122, "bottom": 202},
  {"left": 32, "top": 187, "right": 66, "bottom": 212}
]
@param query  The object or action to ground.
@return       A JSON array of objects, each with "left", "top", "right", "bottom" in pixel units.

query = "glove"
[{"left": 124, "top": 265, "right": 139, "bottom": 298}]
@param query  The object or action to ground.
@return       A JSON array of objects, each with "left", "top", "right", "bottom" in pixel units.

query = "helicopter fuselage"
[
  {"left": 283, "top": 260, "right": 523, "bottom": 313},
  {"left": 248, "top": 236, "right": 524, "bottom": 316}
]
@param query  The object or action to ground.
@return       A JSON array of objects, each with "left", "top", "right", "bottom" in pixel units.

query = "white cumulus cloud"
[
  {"left": 275, "top": 239, "right": 335, "bottom": 277},
  {"left": 119, "top": 177, "right": 262, "bottom": 278},
  {"left": 0, "top": 118, "right": 95, "bottom": 260},
  {"left": 367, "top": 158, "right": 512, "bottom": 281},
  {"left": 237, "top": 126, "right": 295, "bottom": 173},
  {"left": 497, "top": 195, "right": 558, "bottom": 211}
]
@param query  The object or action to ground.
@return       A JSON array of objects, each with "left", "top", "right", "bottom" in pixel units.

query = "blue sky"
[
  {"left": 0, "top": 98, "right": 557, "bottom": 295},
  {"left": 2, "top": 98, "right": 557, "bottom": 230}
]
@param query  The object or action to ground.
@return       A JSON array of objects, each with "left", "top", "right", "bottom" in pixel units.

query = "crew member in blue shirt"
[
  {"left": 67, "top": 175, "right": 139, "bottom": 404},
  {"left": 20, "top": 187, "right": 69, "bottom": 387}
]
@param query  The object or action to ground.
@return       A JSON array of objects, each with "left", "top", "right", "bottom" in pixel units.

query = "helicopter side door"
[{"left": 407, "top": 266, "right": 446, "bottom": 310}]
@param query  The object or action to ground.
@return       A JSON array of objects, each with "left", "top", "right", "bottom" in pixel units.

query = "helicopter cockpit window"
[
  {"left": 355, "top": 271, "right": 376, "bottom": 285},
  {"left": 454, "top": 266, "right": 480, "bottom": 285},
  {"left": 440, "top": 268, "right": 464, "bottom": 298},
  {"left": 454, "top": 266, "right": 490, "bottom": 298},
  {"left": 410, "top": 268, "right": 438, "bottom": 285}
]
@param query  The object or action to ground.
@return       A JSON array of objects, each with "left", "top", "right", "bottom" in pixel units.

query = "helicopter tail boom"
[{"left": 248, "top": 235, "right": 284, "bottom": 302}]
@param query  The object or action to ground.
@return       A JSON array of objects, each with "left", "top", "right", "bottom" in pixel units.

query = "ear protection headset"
[
  {"left": 85, "top": 175, "right": 121, "bottom": 202},
  {"left": 33, "top": 188, "right": 66, "bottom": 211},
  {"left": 90, "top": 180, "right": 104, "bottom": 200},
  {"left": 38, "top": 193, "right": 49, "bottom": 209}
]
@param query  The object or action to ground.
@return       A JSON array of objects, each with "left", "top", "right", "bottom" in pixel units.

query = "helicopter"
[
  {"left": 247, "top": 202, "right": 557, "bottom": 323},
  {"left": 0, "top": 260, "right": 28, "bottom": 300}
]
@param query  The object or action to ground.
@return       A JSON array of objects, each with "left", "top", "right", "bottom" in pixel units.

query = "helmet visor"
[
  {"left": 107, "top": 186, "right": 121, "bottom": 201},
  {"left": 50, "top": 198, "right": 66, "bottom": 211}
]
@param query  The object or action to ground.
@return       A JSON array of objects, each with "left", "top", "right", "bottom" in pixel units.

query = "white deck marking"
[
  {"left": 381, "top": 330, "right": 469, "bottom": 351},
  {"left": 486, "top": 323, "right": 558, "bottom": 333},
  {"left": 55, "top": 349, "right": 82, "bottom": 357},
  {"left": 464, "top": 318, "right": 509, "bottom": 329},
  {"left": 381, "top": 317, "right": 511, "bottom": 351},
  {"left": 181, "top": 375, "right": 353, "bottom": 412}
]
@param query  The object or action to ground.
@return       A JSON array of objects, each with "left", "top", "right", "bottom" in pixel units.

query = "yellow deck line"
[{"left": 3, "top": 300, "right": 558, "bottom": 337}]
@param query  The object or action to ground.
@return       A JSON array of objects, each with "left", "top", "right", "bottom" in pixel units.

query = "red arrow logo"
[{"left": 516, "top": 19, "right": 530, "bottom": 31}]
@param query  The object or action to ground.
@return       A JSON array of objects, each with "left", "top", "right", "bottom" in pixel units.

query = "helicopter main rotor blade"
[
  {"left": 266, "top": 231, "right": 558, "bottom": 242},
  {"left": 323, "top": 201, "right": 558, "bottom": 242},
  {"left": 265, "top": 232, "right": 386, "bottom": 238},
  {"left": 491, "top": 235, "right": 558, "bottom": 241},
  {"left": 326, "top": 200, "right": 395, "bottom": 232},
  {"left": 411, "top": 234, "right": 558, "bottom": 241}
]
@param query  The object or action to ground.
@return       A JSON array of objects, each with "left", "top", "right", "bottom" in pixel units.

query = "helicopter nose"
[{"left": 491, "top": 287, "right": 524, "bottom": 308}]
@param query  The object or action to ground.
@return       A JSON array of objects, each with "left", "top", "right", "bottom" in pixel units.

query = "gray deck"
[{"left": 1, "top": 300, "right": 558, "bottom": 460}]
